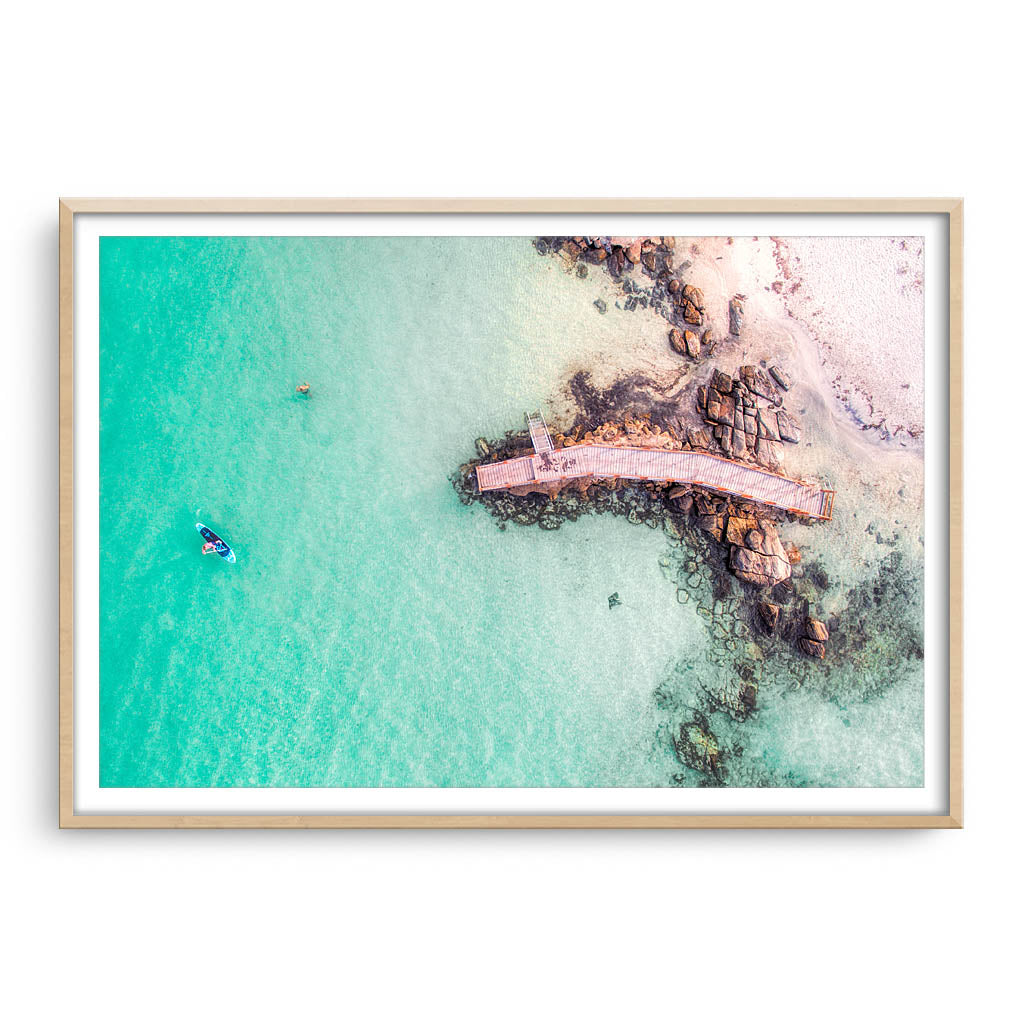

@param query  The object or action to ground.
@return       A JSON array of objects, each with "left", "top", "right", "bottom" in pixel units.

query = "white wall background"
[{"left": 1, "top": 2, "right": 1016, "bottom": 1021}]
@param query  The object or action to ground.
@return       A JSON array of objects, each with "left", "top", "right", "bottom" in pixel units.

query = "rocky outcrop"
[
  {"left": 693, "top": 364, "right": 803, "bottom": 468},
  {"left": 534, "top": 237, "right": 727, "bottom": 343}
]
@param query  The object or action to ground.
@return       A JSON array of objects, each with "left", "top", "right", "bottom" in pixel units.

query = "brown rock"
[
  {"left": 757, "top": 520, "right": 789, "bottom": 560},
  {"left": 758, "top": 601, "right": 780, "bottom": 634},
  {"left": 728, "top": 296, "right": 744, "bottom": 335},
  {"left": 711, "top": 370, "right": 733, "bottom": 394},
  {"left": 725, "top": 515, "right": 759, "bottom": 546},
  {"left": 687, "top": 427, "right": 711, "bottom": 449},
  {"left": 730, "top": 546, "right": 792, "bottom": 587},
  {"left": 696, "top": 385, "right": 708, "bottom": 410},
  {"left": 684, "top": 330, "right": 701, "bottom": 358},
  {"left": 805, "top": 618, "right": 829, "bottom": 643},
  {"left": 693, "top": 493, "right": 719, "bottom": 515},
  {"left": 701, "top": 328, "right": 715, "bottom": 353},
  {"left": 769, "top": 365, "right": 792, "bottom": 390},
  {"left": 667, "top": 278, "right": 681, "bottom": 294},
  {"left": 717, "top": 394, "right": 736, "bottom": 425},
  {"left": 682, "top": 284, "right": 705, "bottom": 308},
  {"left": 626, "top": 242, "right": 642, "bottom": 264},
  {"left": 682, "top": 299, "right": 703, "bottom": 325},
  {"left": 753, "top": 437, "right": 772, "bottom": 467},
  {"left": 739, "top": 365, "right": 782, "bottom": 405},
  {"left": 669, "top": 328, "right": 687, "bottom": 355},
  {"left": 698, "top": 514, "right": 724, "bottom": 540},
  {"left": 668, "top": 486, "right": 692, "bottom": 508},
  {"left": 783, "top": 541, "right": 801, "bottom": 564},
  {"left": 799, "top": 638, "right": 826, "bottom": 659}
]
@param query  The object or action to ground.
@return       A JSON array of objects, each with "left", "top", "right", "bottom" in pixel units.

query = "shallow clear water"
[{"left": 99, "top": 236, "right": 923, "bottom": 787}]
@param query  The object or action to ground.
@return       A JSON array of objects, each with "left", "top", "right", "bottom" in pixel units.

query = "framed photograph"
[{"left": 60, "top": 198, "right": 962, "bottom": 828}]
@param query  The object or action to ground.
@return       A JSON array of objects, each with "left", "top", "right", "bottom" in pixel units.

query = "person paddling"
[
  {"left": 202, "top": 541, "right": 217, "bottom": 555},
  {"left": 296, "top": 382, "right": 311, "bottom": 395}
]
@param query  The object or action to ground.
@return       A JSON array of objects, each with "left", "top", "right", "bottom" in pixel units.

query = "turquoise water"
[{"left": 99, "top": 236, "right": 923, "bottom": 788}]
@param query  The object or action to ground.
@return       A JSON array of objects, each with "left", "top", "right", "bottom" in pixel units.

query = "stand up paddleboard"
[{"left": 196, "top": 522, "right": 236, "bottom": 563}]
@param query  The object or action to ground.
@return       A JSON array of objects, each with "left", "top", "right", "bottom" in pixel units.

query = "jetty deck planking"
[{"left": 476, "top": 443, "right": 834, "bottom": 520}]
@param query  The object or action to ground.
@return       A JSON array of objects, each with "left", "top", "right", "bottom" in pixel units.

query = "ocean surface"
[{"left": 99, "top": 236, "right": 924, "bottom": 787}]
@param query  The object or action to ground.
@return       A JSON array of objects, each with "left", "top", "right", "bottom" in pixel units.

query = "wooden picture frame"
[{"left": 60, "top": 197, "right": 963, "bottom": 828}]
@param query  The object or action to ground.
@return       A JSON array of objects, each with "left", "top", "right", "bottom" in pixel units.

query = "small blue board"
[{"left": 196, "top": 522, "right": 236, "bottom": 563}]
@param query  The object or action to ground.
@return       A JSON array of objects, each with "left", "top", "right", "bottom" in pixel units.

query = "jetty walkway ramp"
[{"left": 476, "top": 444, "right": 834, "bottom": 520}]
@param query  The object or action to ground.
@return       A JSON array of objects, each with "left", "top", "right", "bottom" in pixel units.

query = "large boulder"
[
  {"left": 728, "top": 296, "right": 744, "bottom": 335},
  {"left": 730, "top": 546, "right": 792, "bottom": 587},
  {"left": 776, "top": 410, "right": 802, "bottom": 443},
  {"left": 728, "top": 518, "right": 792, "bottom": 587}
]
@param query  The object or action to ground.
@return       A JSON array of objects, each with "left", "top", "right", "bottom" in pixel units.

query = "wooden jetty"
[{"left": 477, "top": 416, "right": 835, "bottom": 521}]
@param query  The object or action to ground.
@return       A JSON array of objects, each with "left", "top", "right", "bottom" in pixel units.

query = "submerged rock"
[
  {"left": 608, "top": 592, "right": 622, "bottom": 609},
  {"left": 594, "top": 298, "right": 607, "bottom": 314},
  {"left": 758, "top": 601, "right": 780, "bottom": 634},
  {"left": 674, "top": 719, "right": 722, "bottom": 778}
]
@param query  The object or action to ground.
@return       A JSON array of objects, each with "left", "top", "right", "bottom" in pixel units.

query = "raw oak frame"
[{"left": 59, "top": 197, "right": 964, "bottom": 829}]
